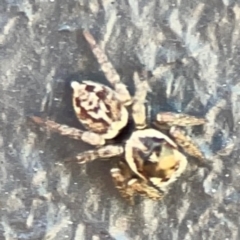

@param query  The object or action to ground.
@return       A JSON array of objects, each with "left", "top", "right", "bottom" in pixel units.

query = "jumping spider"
[{"left": 30, "top": 30, "right": 206, "bottom": 203}]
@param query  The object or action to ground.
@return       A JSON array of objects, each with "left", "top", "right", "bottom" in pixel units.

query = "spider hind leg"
[
  {"left": 82, "top": 30, "right": 132, "bottom": 106},
  {"left": 29, "top": 116, "right": 106, "bottom": 146}
]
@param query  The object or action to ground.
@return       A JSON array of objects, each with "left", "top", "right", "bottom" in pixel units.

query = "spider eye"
[{"left": 153, "top": 146, "right": 162, "bottom": 156}]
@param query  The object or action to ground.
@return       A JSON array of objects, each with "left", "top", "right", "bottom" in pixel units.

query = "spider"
[{"left": 30, "top": 30, "right": 206, "bottom": 203}]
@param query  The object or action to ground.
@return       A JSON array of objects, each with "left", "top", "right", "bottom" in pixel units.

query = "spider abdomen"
[{"left": 71, "top": 81, "right": 129, "bottom": 140}]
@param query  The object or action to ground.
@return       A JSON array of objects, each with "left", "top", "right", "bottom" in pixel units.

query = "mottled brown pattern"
[
  {"left": 72, "top": 81, "right": 127, "bottom": 137},
  {"left": 77, "top": 104, "right": 110, "bottom": 134},
  {"left": 104, "top": 96, "right": 122, "bottom": 121}
]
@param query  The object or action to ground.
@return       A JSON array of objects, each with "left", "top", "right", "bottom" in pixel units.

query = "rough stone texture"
[{"left": 0, "top": 0, "right": 240, "bottom": 239}]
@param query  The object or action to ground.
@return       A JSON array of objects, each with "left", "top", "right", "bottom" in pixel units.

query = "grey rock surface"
[{"left": 0, "top": 0, "right": 240, "bottom": 239}]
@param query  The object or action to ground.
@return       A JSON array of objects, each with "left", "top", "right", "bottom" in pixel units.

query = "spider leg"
[
  {"left": 132, "top": 71, "right": 151, "bottom": 129},
  {"left": 30, "top": 116, "right": 105, "bottom": 146},
  {"left": 110, "top": 168, "right": 135, "bottom": 204},
  {"left": 127, "top": 179, "right": 163, "bottom": 201},
  {"left": 82, "top": 30, "right": 132, "bottom": 106},
  {"left": 154, "top": 112, "right": 205, "bottom": 161},
  {"left": 111, "top": 161, "right": 162, "bottom": 203},
  {"left": 155, "top": 112, "right": 206, "bottom": 127},
  {"left": 170, "top": 126, "right": 205, "bottom": 161},
  {"left": 67, "top": 145, "right": 124, "bottom": 164}
]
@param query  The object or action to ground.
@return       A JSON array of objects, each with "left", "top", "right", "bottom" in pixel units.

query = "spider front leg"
[
  {"left": 83, "top": 30, "right": 132, "bottom": 105},
  {"left": 29, "top": 116, "right": 105, "bottom": 146},
  {"left": 170, "top": 127, "right": 205, "bottom": 161},
  {"left": 111, "top": 162, "right": 163, "bottom": 203},
  {"left": 110, "top": 168, "right": 136, "bottom": 203},
  {"left": 156, "top": 112, "right": 206, "bottom": 127},
  {"left": 128, "top": 179, "right": 163, "bottom": 201},
  {"left": 155, "top": 112, "right": 205, "bottom": 161}
]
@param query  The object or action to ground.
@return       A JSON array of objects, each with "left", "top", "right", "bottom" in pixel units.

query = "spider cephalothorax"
[{"left": 30, "top": 30, "right": 206, "bottom": 203}]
